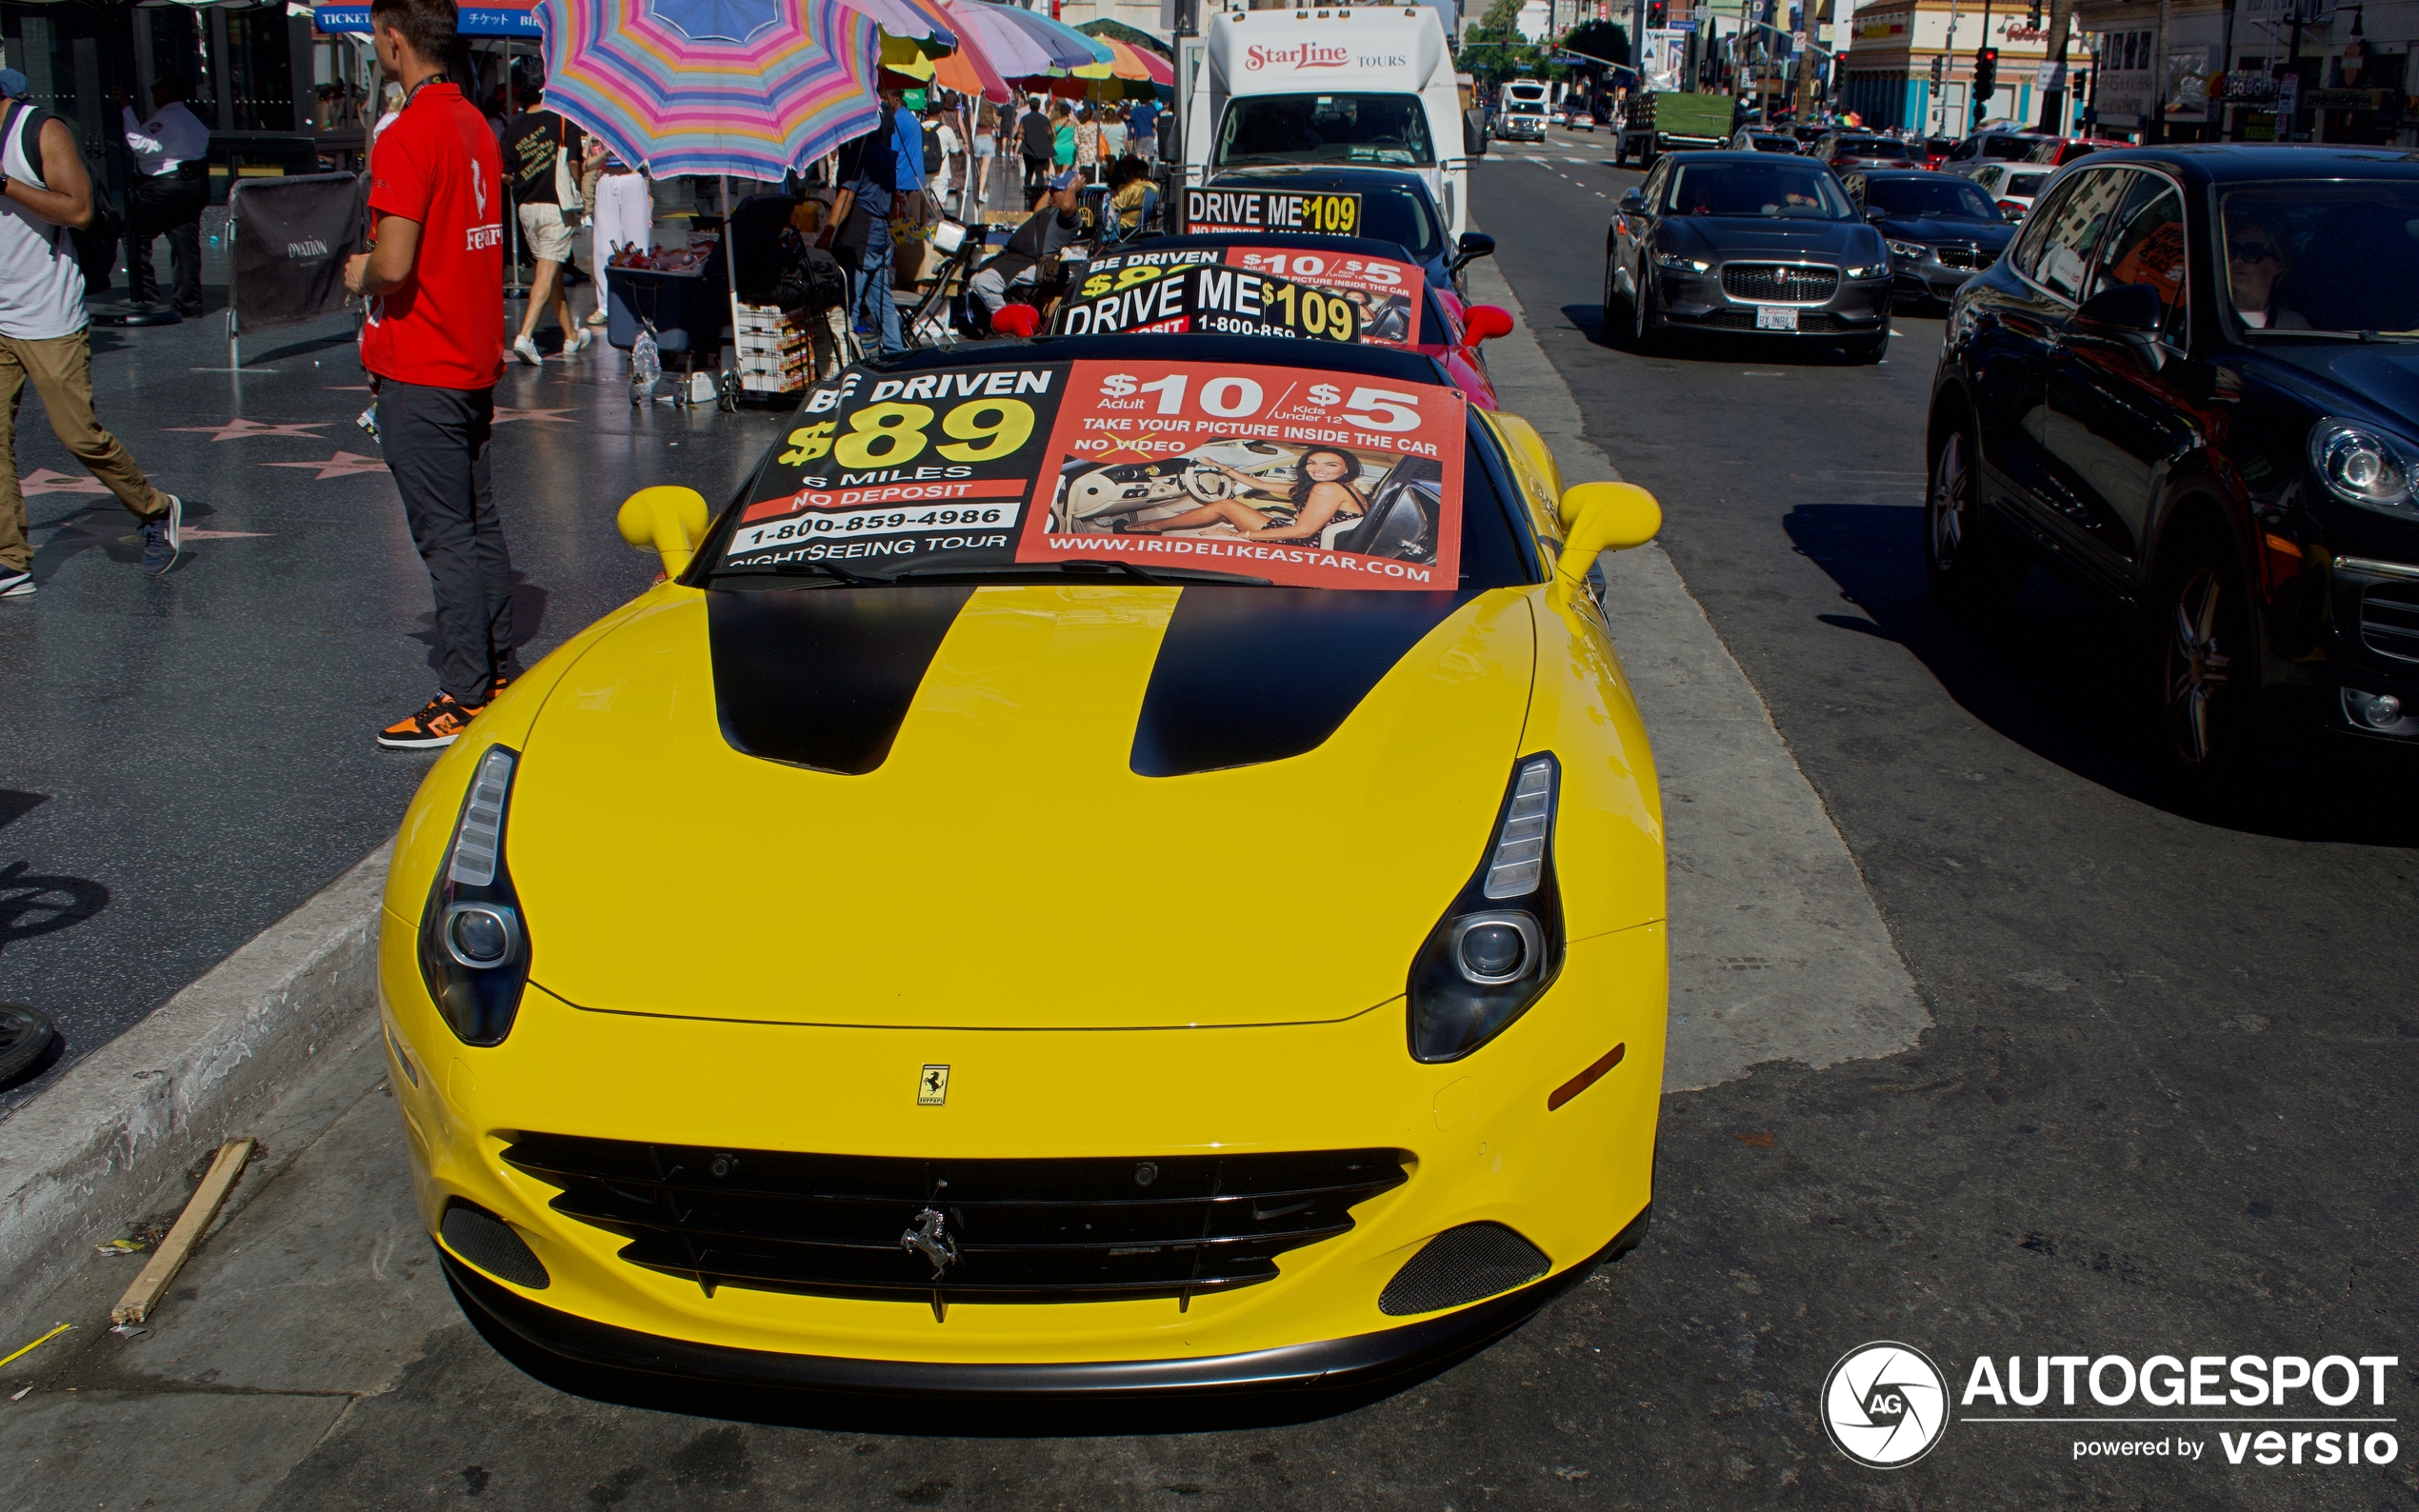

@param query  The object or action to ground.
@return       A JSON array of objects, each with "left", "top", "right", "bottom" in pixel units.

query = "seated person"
[
  {"left": 2224, "top": 209, "right": 2309, "bottom": 329},
  {"left": 1119, "top": 448, "right": 1366, "bottom": 541},
  {"left": 1107, "top": 156, "right": 1154, "bottom": 235},
  {"left": 970, "top": 170, "right": 1084, "bottom": 319}
]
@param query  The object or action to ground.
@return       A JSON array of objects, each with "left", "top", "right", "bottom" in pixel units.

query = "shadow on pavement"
[
  {"left": 1559, "top": 303, "right": 1882, "bottom": 366},
  {"left": 1783, "top": 499, "right": 2419, "bottom": 846},
  {"left": 450, "top": 1274, "right": 1479, "bottom": 1438}
]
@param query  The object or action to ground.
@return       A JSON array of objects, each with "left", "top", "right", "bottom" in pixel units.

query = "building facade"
[{"left": 1836, "top": 0, "right": 2067, "bottom": 133}]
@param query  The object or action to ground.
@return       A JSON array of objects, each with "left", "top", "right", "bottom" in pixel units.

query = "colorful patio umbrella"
[
  {"left": 983, "top": 4, "right": 1113, "bottom": 73},
  {"left": 937, "top": 0, "right": 1058, "bottom": 81},
  {"left": 536, "top": 0, "right": 887, "bottom": 179},
  {"left": 1093, "top": 35, "right": 1172, "bottom": 85}
]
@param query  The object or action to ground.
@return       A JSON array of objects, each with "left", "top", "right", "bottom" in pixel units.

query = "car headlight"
[
  {"left": 1844, "top": 262, "right": 1889, "bottom": 279},
  {"left": 2309, "top": 419, "right": 2419, "bottom": 518},
  {"left": 1886, "top": 239, "right": 1928, "bottom": 260},
  {"left": 1653, "top": 250, "right": 1711, "bottom": 273},
  {"left": 417, "top": 745, "right": 533, "bottom": 1046},
  {"left": 1407, "top": 754, "right": 1566, "bottom": 1063}
]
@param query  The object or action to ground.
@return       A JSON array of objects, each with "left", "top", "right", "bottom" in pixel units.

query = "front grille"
[
  {"left": 1721, "top": 263, "right": 1840, "bottom": 304},
  {"left": 1694, "top": 308, "right": 1851, "bottom": 333},
  {"left": 2360, "top": 579, "right": 2419, "bottom": 663},
  {"left": 1935, "top": 245, "right": 1997, "bottom": 271},
  {"left": 505, "top": 1134, "right": 1409, "bottom": 1305}
]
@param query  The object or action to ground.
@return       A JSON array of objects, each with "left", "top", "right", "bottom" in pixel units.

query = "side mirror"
[
  {"left": 617, "top": 485, "right": 710, "bottom": 578},
  {"left": 2073, "top": 281, "right": 2167, "bottom": 335},
  {"left": 1552, "top": 481, "right": 1661, "bottom": 605},
  {"left": 1864, "top": 206, "right": 1889, "bottom": 222},
  {"left": 1450, "top": 231, "right": 1497, "bottom": 271},
  {"left": 1617, "top": 189, "right": 1647, "bottom": 215},
  {"left": 1460, "top": 303, "right": 1514, "bottom": 348}
]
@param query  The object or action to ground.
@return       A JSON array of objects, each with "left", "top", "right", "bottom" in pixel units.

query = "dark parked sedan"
[
  {"left": 1605, "top": 151, "right": 1893, "bottom": 361},
  {"left": 1927, "top": 145, "right": 2419, "bottom": 787},
  {"left": 1842, "top": 169, "right": 2015, "bottom": 305}
]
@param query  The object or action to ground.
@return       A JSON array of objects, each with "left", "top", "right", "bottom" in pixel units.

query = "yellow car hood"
[{"left": 510, "top": 581, "right": 1537, "bottom": 1029}]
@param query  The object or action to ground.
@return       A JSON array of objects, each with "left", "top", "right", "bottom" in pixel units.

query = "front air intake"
[
  {"left": 441, "top": 1201, "right": 550, "bottom": 1290},
  {"left": 1378, "top": 1223, "right": 1549, "bottom": 1316}
]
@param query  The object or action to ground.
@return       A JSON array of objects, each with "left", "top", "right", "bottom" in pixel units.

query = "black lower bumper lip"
[{"left": 442, "top": 1204, "right": 1649, "bottom": 1399}]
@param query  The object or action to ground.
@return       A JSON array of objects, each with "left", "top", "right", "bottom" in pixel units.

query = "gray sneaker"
[
  {"left": 0, "top": 567, "right": 31, "bottom": 598},
  {"left": 140, "top": 495, "right": 182, "bottom": 576}
]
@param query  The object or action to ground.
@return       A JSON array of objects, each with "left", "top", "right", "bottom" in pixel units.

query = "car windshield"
[
  {"left": 1837, "top": 137, "right": 1911, "bottom": 160},
  {"left": 1665, "top": 162, "right": 1854, "bottom": 219},
  {"left": 1865, "top": 177, "right": 2001, "bottom": 220},
  {"left": 2221, "top": 181, "right": 2419, "bottom": 337},
  {"left": 1217, "top": 94, "right": 1435, "bottom": 169},
  {"left": 2008, "top": 171, "right": 2049, "bottom": 197},
  {"left": 1983, "top": 135, "right": 2039, "bottom": 159}
]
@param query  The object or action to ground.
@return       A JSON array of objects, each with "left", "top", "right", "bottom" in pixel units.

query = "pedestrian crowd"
[{"left": 0, "top": 0, "right": 1176, "bottom": 753}]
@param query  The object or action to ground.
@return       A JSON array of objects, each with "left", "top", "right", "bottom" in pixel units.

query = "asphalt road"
[
  {"left": 0, "top": 301, "right": 794, "bottom": 1113},
  {"left": 7, "top": 142, "right": 2417, "bottom": 1508}
]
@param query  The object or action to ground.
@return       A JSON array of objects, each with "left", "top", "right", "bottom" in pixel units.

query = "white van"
[{"left": 1183, "top": 2, "right": 1471, "bottom": 236}]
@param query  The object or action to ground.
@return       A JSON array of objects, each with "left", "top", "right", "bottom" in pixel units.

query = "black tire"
[
  {"left": 0, "top": 1004, "right": 56, "bottom": 1086},
  {"left": 1629, "top": 263, "right": 1661, "bottom": 353},
  {"left": 1602, "top": 253, "right": 1626, "bottom": 338},
  {"left": 1924, "top": 420, "right": 2027, "bottom": 607},
  {"left": 2152, "top": 530, "right": 2262, "bottom": 797}
]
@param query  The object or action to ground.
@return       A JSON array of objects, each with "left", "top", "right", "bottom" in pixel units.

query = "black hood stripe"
[
  {"left": 708, "top": 587, "right": 974, "bottom": 775},
  {"left": 1132, "top": 587, "right": 1478, "bottom": 778}
]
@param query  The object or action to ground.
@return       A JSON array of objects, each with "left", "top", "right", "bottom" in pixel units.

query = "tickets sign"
[
  {"left": 726, "top": 359, "right": 1465, "bottom": 592},
  {"left": 1055, "top": 245, "right": 1423, "bottom": 347},
  {"left": 1184, "top": 189, "right": 1363, "bottom": 236}
]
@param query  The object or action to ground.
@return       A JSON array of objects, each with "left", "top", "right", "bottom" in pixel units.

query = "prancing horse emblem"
[{"left": 900, "top": 1207, "right": 958, "bottom": 1278}]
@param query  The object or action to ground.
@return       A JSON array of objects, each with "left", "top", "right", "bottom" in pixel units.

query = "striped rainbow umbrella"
[{"left": 536, "top": 0, "right": 893, "bottom": 180}]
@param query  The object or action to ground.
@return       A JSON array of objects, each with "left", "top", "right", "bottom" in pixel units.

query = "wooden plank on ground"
[{"left": 110, "top": 1138, "right": 253, "bottom": 1325}]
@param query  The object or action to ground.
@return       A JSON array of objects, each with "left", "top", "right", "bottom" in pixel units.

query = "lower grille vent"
[{"left": 1378, "top": 1223, "right": 1549, "bottom": 1316}]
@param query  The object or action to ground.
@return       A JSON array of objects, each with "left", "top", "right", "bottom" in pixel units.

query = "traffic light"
[
  {"left": 2026, "top": 0, "right": 2043, "bottom": 28},
  {"left": 1973, "top": 45, "right": 1999, "bottom": 102},
  {"left": 1648, "top": 0, "right": 1666, "bottom": 26},
  {"left": 1929, "top": 54, "right": 1945, "bottom": 83}
]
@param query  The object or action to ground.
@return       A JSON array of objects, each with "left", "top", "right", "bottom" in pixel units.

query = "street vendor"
[{"left": 968, "top": 169, "right": 1083, "bottom": 322}]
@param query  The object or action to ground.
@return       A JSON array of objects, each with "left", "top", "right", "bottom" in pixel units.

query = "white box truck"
[{"left": 1182, "top": 1, "right": 1473, "bottom": 236}]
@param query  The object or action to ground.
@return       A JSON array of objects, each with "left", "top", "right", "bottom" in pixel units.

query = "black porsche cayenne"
[
  {"left": 1605, "top": 151, "right": 1894, "bottom": 361},
  {"left": 1925, "top": 145, "right": 2419, "bottom": 788}
]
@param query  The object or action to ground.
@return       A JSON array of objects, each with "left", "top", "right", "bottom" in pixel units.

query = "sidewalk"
[{"left": 0, "top": 290, "right": 795, "bottom": 1117}]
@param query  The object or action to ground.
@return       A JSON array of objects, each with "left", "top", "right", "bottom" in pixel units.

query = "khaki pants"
[{"left": 0, "top": 328, "right": 167, "bottom": 571}]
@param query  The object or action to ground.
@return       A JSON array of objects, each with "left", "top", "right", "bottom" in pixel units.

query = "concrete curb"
[{"left": 0, "top": 843, "right": 390, "bottom": 1338}]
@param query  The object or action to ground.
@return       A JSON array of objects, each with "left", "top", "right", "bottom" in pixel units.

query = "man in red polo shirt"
[{"left": 344, "top": 0, "right": 510, "bottom": 749}]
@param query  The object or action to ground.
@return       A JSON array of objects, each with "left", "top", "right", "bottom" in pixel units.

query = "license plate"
[{"left": 1756, "top": 306, "right": 1800, "bottom": 331}]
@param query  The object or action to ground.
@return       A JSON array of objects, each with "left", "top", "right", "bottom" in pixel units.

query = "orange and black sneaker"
[
  {"left": 490, "top": 671, "right": 511, "bottom": 704},
  {"left": 376, "top": 692, "right": 486, "bottom": 751}
]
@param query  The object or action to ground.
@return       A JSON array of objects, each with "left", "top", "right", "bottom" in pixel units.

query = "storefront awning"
[{"left": 312, "top": 3, "right": 540, "bottom": 35}]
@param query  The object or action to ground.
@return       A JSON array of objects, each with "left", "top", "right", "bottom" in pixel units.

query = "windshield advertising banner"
[
  {"left": 1054, "top": 246, "right": 1423, "bottom": 346},
  {"left": 726, "top": 359, "right": 1463, "bottom": 591},
  {"left": 1184, "top": 189, "right": 1364, "bottom": 236}
]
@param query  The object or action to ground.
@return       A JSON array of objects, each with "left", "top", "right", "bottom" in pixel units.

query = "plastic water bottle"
[{"left": 630, "top": 322, "right": 661, "bottom": 402}]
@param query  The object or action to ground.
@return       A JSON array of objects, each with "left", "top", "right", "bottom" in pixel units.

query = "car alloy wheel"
[
  {"left": 2165, "top": 565, "right": 2234, "bottom": 768},
  {"left": 1631, "top": 264, "right": 1655, "bottom": 348},
  {"left": 1923, "top": 422, "right": 2025, "bottom": 607},
  {"left": 1603, "top": 255, "right": 1621, "bottom": 337}
]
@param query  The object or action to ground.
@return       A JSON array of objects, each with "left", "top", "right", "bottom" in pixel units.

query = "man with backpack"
[
  {"left": 0, "top": 68, "right": 186, "bottom": 600},
  {"left": 502, "top": 81, "right": 589, "bottom": 365},
  {"left": 1019, "top": 98, "right": 1054, "bottom": 206}
]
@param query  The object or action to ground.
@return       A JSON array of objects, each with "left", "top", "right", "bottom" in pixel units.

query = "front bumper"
[
  {"left": 1647, "top": 262, "right": 1891, "bottom": 336},
  {"left": 382, "top": 913, "right": 1666, "bottom": 1375},
  {"left": 443, "top": 1204, "right": 1650, "bottom": 1397},
  {"left": 1889, "top": 248, "right": 1999, "bottom": 302}
]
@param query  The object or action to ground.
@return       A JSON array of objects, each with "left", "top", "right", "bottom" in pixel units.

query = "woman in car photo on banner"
[{"left": 1114, "top": 446, "right": 1368, "bottom": 541}]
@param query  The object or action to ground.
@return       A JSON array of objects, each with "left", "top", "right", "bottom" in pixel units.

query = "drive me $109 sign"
[{"left": 729, "top": 359, "right": 1467, "bottom": 593}]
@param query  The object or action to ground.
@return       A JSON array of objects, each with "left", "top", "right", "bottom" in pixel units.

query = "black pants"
[
  {"left": 378, "top": 382, "right": 513, "bottom": 707},
  {"left": 128, "top": 169, "right": 208, "bottom": 314},
  {"left": 1023, "top": 151, "right": 1051, "bottom": 205}
]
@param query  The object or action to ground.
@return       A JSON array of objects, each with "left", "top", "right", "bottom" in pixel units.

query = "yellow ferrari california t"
[{"left": 380, "top": 331, "right": 1668, "bottom": 1395}]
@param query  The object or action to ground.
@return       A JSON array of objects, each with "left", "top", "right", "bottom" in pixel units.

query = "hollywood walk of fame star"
[
  {"left": 167, "top": 418, "right": 333, "bottom": 443},
  {"left": 17, "top": 468, "right": 111, "bottom": 496},
  {"left": 491, "top": 407, "right": 574, "bottom": 425},
  {"left": 258, "top": 451, "right": 390, "bottom": 480}
]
